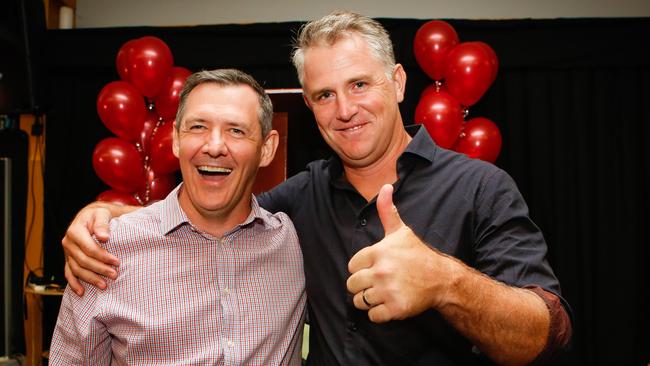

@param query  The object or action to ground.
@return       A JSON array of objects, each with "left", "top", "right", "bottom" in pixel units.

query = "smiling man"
[
  {"left": 60, "top": 11, "right": 572, "bottom": 366},
  {"left": 49, "top": 69, "right": 306, "bottom": 365}
]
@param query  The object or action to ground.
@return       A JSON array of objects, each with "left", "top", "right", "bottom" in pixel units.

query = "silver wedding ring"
[{"left": 362, "top": 288, "right": 373, "bottom": 308}]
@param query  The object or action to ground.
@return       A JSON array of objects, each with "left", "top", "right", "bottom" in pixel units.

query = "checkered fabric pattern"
[{"left": 50, "top": 185, "right": 306, "bottom": 365}]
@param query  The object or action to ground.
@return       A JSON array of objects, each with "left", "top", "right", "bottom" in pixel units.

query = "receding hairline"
[
  {"left": 291, "top": 11, "right": 396, "bottom": 85},
  {"left": 175, "top": 68, "right": 274, "bottom": 137},
  {"left": 178, "top": 83, "right": 270, "bottom": 136}
]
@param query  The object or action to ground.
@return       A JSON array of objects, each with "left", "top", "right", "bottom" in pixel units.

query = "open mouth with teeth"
[
  {"left": 197, "top": 165, "right": 233, "bottom": 176},
  {"left": 343, "top": 125, "right": 363, "bottom": 132},
  {"left": 337, "top": 122, "right": 368, "bottom": 133}
]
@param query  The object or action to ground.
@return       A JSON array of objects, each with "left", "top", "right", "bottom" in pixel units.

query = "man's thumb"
[
  {"left": 92, "top": 209, "right": 113, "bottom": 242},
  {"left": 377, "top": 184, "right": 404, "bottom": 236}
]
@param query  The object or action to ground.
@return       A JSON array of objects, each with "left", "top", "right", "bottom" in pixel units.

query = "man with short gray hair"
[{"left": 51, "top": 68, "right": 306, "bottom": 365}]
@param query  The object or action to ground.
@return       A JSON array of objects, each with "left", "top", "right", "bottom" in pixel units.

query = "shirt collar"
[
  {"left": 327, "top": 124, "right": 438, "bottom": 184},
  {"left": 401, "top": 124, "right": 437, "bottom": 163},
  {"left": 159, "top": 183, "right": 187, "bottom": 235},
  {"left": 159, "top": 183, "right": 273, "bottom": 236}
]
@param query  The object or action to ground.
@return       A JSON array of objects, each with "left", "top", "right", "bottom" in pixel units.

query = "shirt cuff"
[{"left": 524, "top": 285, "right": 573, "bottom": 365}]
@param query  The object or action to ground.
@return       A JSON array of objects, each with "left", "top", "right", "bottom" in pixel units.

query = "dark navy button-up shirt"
[{"left": 258, "top": 125, "right": 568, "bottom": 366}]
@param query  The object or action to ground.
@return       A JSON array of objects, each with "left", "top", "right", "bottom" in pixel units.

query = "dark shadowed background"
[{"left": 39, "top": 18, "right": 650, "bottom": 365}]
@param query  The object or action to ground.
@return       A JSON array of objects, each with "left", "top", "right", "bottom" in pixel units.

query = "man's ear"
[
  {"left": 302, "top": 93, "right": 313, "bottom": 110},
  {"left": 392, "top": 64, "right": 407, "bottom": 103},
  {"left": 172, "top": 121, "right": 180, "bottom": 158},
  {"left": 259, "top": 130, "right": 279, "bottom": 168}
]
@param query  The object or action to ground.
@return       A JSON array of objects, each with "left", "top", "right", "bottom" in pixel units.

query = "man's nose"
[
  {"left": 203, "top": 129, "right": 228, "bottom": 157},
  {"left": 336, "top": 93, "right": 358, "bottom": 122}
]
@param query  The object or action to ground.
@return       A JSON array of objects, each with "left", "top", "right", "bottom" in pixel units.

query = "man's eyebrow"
[
  {"left": 182, "top": 115, "right": 206, "bottom": 123},
  {"left": 224, "top": 120, "right": 248, "bottom": 128},
  {"left": 178, "top": 116, "right": 206, "bottom": 127},
  {"left": 308, "top": 74, "right": 371, "bottom": 99},
  {"left": 347, "top": 73, "right": 370, "bottom": 84},
  {"left": 309, "top": 88, "right": 331, "bottom": 99}
]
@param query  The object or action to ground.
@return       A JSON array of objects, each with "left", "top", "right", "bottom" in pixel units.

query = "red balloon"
[
  {"left": 413, "top": 20, "right": 459, "bottom": 81},
  {"left": 97, "top": 189, "right": 141, "bottom": 206},
  {"left": 97, "top": 81, "right": 147, "bottom": 141},
  {"left": 138, "top": 168, "right": 177, "bottom": 203},
  {"left": 475, "top": 42, "right": 499, "bottom": 86},
  {"left": 444, "top": 42, "right": 499, "bottom": 107},
  {"left": 138, "top": 110, "right": 160, "bottom": 157},
  {"left": 125, "top": 36, "right": 174, "bottom": 98},
  {"left": 149, "top": 172, "right": 176, "bottom": 201},
  {"left": 454, "top": 117, "right": 502, "bottom": 163},
  {"left": 150, "top": 121, "right": 179, "bottom": 174},
  {"left": 93, "top": 137, "right": 144, "bottom": 193},
  {"left": 115, "top": 39, "right": 137, "bottom": 81},
  {"left": 153, "top": 66, "right": 192, "bottom": 121},
  {"left": 414, "top": 87, "right": 464, "bottom": 149}
]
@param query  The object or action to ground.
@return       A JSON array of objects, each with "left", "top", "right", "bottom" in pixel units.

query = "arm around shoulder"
[{"left": 62, "top": 201, "right": 138, "bottom": 295}]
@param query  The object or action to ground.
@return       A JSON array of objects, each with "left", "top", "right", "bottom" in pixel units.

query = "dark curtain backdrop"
[{"left": 42, "top": 18, "right": 650, "bottom": 365}]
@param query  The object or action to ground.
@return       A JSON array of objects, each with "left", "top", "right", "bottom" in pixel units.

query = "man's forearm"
[{"left": 436, "top": 256, "right": 550, "bottom": 366}]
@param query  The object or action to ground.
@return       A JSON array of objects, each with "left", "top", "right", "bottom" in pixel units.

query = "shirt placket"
[
  {"left": 344, "top": 197, "right": 376, "bottom": 364},
  {"left": 216, "top": 236, "right": 240, "bottom": 365}
]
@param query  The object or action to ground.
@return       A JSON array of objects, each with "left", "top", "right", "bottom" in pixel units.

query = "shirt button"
[
  {"left": 223, "top": 287, "right": 230, "bottom": 294},
  {"left": 227, "top": 340, "right": 234, "bottom": 348},
  {"left": 348, "top": 321, "right": 358, "bottom": 331},
  {"left": 360, "top": 219, "right": 367, "bottom": 226}
]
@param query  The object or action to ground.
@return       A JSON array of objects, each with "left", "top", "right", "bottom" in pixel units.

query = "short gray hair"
[
  {"left": 291, "top": 11, "right": 396, "bottom": 85},
  {"left": 175, "top": 69, "right": 273, "bottom": 137}
]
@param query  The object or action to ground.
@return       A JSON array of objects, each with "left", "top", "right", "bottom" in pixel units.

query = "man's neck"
[
  {"left": 192, "top": 209, "right": 251, "bottom": 238},
  {"left": 344, "top": 129, "right": 412, "bottom": 202},
  {"left": 177, "top": 186, "right": 252, "bottom": 238}
]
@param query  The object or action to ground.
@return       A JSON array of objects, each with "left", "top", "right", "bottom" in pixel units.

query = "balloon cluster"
[
  {"left": 413, "top": 21, "right": 502, "bottom": 163},
  {"left": 93, "top": 36, "right": 191, "bottom": 205}
]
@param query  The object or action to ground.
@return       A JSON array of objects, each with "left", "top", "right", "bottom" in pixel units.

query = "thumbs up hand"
[
  {"left": 375, "top": 182, "right": 404, "bottom": 236},
  {"left": 347, "top": 184, "right": 456, "bottom": 323}
]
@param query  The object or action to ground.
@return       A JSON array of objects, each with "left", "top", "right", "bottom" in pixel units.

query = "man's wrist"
[{"left": 427, "top": 247, "right": 467, "bottom": 311}]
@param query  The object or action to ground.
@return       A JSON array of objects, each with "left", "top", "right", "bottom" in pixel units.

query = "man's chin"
[
  {"left": 338, "top": 149, "right": 375, "bottom": 166},
  {"left": 195, "top": 202, "right": 234, "bottom": 217}
]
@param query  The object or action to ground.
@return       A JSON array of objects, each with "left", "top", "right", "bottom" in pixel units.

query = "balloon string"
[
  {"left": 143, "top": 155, "right": 150, "bottom": 170},
  {"left": 150, "top": 117, "right": 164, "bottom": 140},
  {"left": 134, "top": 117, "right": 160, "bottom": 203},
  {"left": 141, "top": 117, "right": 164, "bottom": 204},
  {"left": 143, "top": 176, "right": 151, "bottom": 204},
  {"left": 133, "top": 192, "right": 145, "bottom": 206}
]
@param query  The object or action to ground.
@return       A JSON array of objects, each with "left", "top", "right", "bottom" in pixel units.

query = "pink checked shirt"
[{"left": 50, "top": 185, "right": 306, "bottom": 365}]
